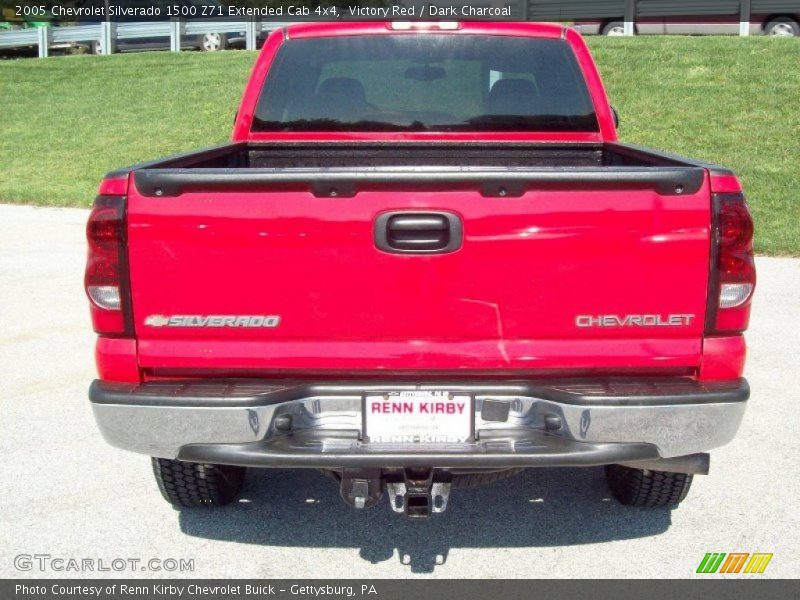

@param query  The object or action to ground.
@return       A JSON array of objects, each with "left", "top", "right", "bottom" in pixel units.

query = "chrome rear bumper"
[{"left": 89, "top": 378, "right": 748, "bottom": 467}]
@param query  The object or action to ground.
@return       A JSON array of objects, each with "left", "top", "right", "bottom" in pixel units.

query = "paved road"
[{"left": 1, "top": 204, "right": 798, "bottom": 578}]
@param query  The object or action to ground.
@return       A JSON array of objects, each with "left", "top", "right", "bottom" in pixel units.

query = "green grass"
[
  {"left": 1, "top": 38, "right": 798, "bottom": 254},
  {"left": 588, "top": 37, "right": 800, "bottom": 256},
  {"left": 0, "top": 51, "right": 253, "bottom": 206}
]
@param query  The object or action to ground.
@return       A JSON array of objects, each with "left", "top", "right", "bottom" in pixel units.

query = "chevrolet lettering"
[{"left": 575, "top": 314, "right": 696, "bottom": 328}]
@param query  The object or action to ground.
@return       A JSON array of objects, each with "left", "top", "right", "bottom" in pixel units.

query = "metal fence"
[
  {"left": 525, "top": 0, "right": 795, "bottom": 35},
  {"left": 0, "top": 0, "right": 796, "bottom": 57},
  {"left": 0, "top": 20, "right": 293, "bottom": 57}
]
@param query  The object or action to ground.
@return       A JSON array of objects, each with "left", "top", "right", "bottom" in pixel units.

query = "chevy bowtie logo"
[
  {"left": 144, "top": 315, "right": 170, "bottom": 327},
  {"left": 144, "top": 314, "right": 280, "bottom": 328}
]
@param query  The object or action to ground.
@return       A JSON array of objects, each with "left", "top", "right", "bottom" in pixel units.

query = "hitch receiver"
[{"left": 386, "top": 469, "right": 453, "bottom": 518}]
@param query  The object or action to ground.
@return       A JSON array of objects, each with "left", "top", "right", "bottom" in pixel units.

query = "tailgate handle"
[{"left": 375, "top": 212, "right": 463, "bottom": 254}]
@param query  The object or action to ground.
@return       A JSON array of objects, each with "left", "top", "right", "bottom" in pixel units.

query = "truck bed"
[
  {"left": 117, "top": 141, "right": 718, "bottom": 377},
  {"left": 122, "top": 142, "right": 714, "bottom": 199}
]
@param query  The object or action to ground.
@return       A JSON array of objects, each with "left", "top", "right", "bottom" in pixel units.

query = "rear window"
[{"left": 253, "top": 35, "right": 598, "bottom": 133}]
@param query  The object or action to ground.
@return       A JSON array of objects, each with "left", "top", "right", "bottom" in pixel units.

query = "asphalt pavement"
[{"left": 1, "top": 203, "right": 798, "bottom": 578}]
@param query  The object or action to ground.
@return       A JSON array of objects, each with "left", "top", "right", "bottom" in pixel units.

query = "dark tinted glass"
[{"left": 253, "top": 35, "right": 598, "bottom": 132}]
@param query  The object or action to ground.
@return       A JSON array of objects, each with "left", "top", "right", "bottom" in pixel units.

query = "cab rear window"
[{"left": 253, "top": 34, "right": 599, "bottom": 133}]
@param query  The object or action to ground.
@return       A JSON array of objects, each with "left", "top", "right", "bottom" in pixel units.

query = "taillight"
[
  {"left": 706, "top": 193, "right": 755, "bottom": 334},
  {"left": 85, "top": 196, "right": 133, "bottom": 336}
]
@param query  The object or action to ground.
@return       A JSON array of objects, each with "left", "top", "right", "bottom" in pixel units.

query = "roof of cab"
[{"left": 284, "top": 21, "right": 567, "bottom": 40}]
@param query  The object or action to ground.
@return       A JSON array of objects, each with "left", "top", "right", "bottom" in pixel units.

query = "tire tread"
[
  {"left": 151, "top": 458, "right": 245, "bottom": 508},
  {"left": 605, "top": 464, "right": 693, "bottom": 507}
]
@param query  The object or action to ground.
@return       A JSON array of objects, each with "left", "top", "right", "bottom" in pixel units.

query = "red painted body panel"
[
  {"left": 699, "top": 336, "right": 746, "bottom": 381},
  {"left": 125, "top": 177, "right": 711, "bottom": 374},
  {"left": 710, "top": 174, "right": 743, "bottom": 194},
  {"left": 95, "top": 337, "right": 139, "bottom": 382},
  {"left": 91, "top": 21, "right": 752, "bottom": 384},
  {"left": 136, "top": 338, "right": 701, "bottom": 373},
  {"left": 286, "top": 21, "right": 564, "bottom": 40},
  {"left": 97, "top": 178, "right": 127, "bottom": 196},
  {"left": 244, "top": 131, "right": 605, "bottom": 143}
]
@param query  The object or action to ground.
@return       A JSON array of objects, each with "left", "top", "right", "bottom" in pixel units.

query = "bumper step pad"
[{"left": 176, "top": 428, "right": 660, "bottom": 470}]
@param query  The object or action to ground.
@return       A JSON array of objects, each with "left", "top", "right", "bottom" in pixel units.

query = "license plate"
[{"left": 364, "top": 391, "right": 473, "bottom": 444}]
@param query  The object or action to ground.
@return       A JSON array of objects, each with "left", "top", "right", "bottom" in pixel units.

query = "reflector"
[
  {"left": 87, "top": 285, "right": 121, "bottom": 310},
  {"left": 719, "top": 283, "right": 754, "bottom": 309}
]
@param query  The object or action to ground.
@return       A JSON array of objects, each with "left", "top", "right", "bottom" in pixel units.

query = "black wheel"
[
  {"left": 152, "top": 458, "right": 245, "bottom": 508},
  {"left": 602, "top": 21, "right": 627, "bottom": 36},
  {"left": 605, "top": 464, "right": 693, "bottom": 507},
  {"left": 765, "top": 17, "right": 800, "bottom": 36},
  {"left": 451, "top": 468, "right": 525, "bottom": 489}
]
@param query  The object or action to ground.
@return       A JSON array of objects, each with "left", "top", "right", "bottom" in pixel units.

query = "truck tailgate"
[{"left": 125, "top": 176, "right": 711, "bottom": 376}]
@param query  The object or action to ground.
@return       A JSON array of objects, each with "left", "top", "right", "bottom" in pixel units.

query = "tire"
[
  {"left": 198, "top": 32, "right": 226, "bottom": 52},
  {"left": 765, "top": 17, "right": 800, "bottom": 36},
  {"left": 451, "top": 468, "right": 525, "bottom": 489},
  {"left": 602, "top": 21, "right": 627, "bottom": 36},
  {"left": 152, "top": 458, "right": 245, "bottom": 508},
  {"left": 605, "top": 464, "right": 693, "bottom": 507}
]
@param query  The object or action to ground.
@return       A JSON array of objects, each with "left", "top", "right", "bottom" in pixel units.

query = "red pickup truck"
[{"left": 86, "top": 21, "right": 754, "bottom": 518}]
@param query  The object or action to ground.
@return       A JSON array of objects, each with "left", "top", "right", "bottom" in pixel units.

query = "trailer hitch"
[
  {"left": 338, "top": 468, "right": 453, "bottom": 517},
  {"left": 386, "top": 469, "right": 452, "bottom": 518}
]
